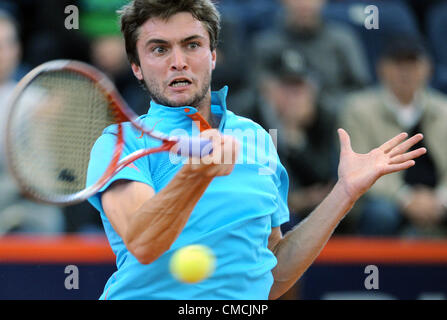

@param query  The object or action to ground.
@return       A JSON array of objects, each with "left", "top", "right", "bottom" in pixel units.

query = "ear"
[
  {"left": 211, "top": 49, "right": 217, "bottom": 70},
  {"left": 131, "top": 63, "right": 144, "bottom": 81}
]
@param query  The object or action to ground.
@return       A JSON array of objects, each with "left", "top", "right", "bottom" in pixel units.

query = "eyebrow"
[
  {"left": 144, "top": 35, "right": 206, "bottom": 48},
  {"left": 181, "top": 35, "right": 206, "bottom": 43}
]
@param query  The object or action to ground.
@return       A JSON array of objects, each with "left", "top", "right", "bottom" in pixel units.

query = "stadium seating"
[
  {"left": 426, "top": 1, "right": 447, "bottom": 94},
  {"left": 323, "top": 0, "right": 420, "bottom": 81},
  {"left": 217, "top": 0, "right": 281, "bottom": 42}
]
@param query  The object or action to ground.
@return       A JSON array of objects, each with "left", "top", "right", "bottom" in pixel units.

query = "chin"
[{"left": 168, "top": 96, "right": 195, "bottom": 107}]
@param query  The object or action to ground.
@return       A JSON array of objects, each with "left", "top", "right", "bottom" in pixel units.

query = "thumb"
[{"left": 338, "top": 128, "right": 352, "bottom": 153}]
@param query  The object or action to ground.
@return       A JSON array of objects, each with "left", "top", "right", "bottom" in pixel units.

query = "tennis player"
[{"left": 86, "top": 0, "right": 426, "bottom": 300}]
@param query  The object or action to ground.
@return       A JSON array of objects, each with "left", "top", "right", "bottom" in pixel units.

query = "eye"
[
  {"left": 152, "top": 46, "right": 167, "bottom": 55},
  {"left": 188, "top": 42, "right": 200, "bottom": 50}
]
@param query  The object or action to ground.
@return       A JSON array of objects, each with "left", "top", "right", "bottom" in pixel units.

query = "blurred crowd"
[{"left": 0, "top": 0, "right": 446, "bottom": 238}]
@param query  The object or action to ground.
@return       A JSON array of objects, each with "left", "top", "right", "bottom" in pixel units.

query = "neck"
[
  {"left": 194, "top": 90, "right": 213, "bottom": 125},
  {"left": 286, "top": 15, "right": 321, "bottom": 33},
  {"left": 393, "top": 91, "right": 416, "bottom": 106}
]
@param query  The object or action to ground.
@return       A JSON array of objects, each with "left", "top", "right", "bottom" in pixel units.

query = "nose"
[{"left": 170, "top": 46, "right": 188, "bottom": 71}]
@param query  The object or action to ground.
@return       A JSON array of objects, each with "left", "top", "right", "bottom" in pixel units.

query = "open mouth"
[{"left": 169, "top": 78, "right": 192, "bottom": 88}]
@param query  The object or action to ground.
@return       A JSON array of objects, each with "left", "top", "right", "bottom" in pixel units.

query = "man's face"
[
  {"left": 91, "top": 36, "right": 128, "bottom": 76},
  {"left": 0, "top": 19, "right": 20, "bottom": 83},
  {"left": 379, "top": 57, "right": 431, "bottom": 101},
  {"left": 266, "top": 77, "right": 316, "bottom": 128},
  {"left": 131, "top": 12, "right": 216, "bottom": 108}
]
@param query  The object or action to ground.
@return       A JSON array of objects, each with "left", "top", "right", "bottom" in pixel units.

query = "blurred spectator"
[
  {"left": 341, "top": 34, "right": 447, "bottom": 237},
  {"left": 216, "top": 0, "right": 281, "bottom": 41},
  {"left": 245, "top": 45, "right": 338, "bottom": 300},
  {"left": 247, "top": 46, "right": 337, "bottom": 232},
  {"left": 79, "top": 0, "right": 149, "bottom": 116},
  {"left": 60, "top": 0, "right": 134, "bottom": 233},
  {"left": 323, "top": 0, "right": 420, "bottom": 83},
  {"left": 211, "top": 15, "right": 248, "bottom": 96},
  {"left": 89, "top": 35, "right": 149, "bottom": 114},
  {"left": 251, "top": 0, "right": 371, "bottom": 113},
  {"left": 0, "top": 9, "right": 19, "bottom": 110},
  {"left": 0, "top": 9, "right": 64, "bottom": 234}
]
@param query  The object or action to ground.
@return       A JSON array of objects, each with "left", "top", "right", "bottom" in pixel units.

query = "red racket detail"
[{"left": 5, "top": 60, "right": 212, "bottom": 205}]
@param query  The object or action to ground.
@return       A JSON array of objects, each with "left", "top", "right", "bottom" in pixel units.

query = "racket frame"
[{"left": 5, "top": 60, "right": 180, "bottom": 205}]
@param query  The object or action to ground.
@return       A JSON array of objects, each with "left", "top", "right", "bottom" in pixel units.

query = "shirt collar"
[
  {"left": 382, "top": 86, "right": 425, "bottom": 129},
  {"left": 146, "top": 86, "right": 229, "bottom": 131}
]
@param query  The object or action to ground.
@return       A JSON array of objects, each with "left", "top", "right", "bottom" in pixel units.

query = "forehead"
[
  {"left": 383, "top": 57, "right": 426, "bottom": 66},
  {"left": 137, "top": 12, "right": 210, "bottom": 44}
]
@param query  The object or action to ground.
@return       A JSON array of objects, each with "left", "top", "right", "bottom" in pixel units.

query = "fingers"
[
  {"left": 200, "top": 129, "right": 236, "bottom": 162},
  {"left": 388, "top": 133, "right": 424, "bottom": 157},
  {"left": 337, "top": 128, "right": 352, "bottom": 153},
  {"left": 198, "top": 129, "right": 224, "bottom": 164},
  {"left": 189, "top": 129, "right": 240, "bottom": 177},
  {"left": 379, "top": 132, "right": 408, "bottom": 153},
  {"left": 221, "top": 135, "right": 240, "bottom": 165},
  {"left": 200, "top": 128, "right": 222, "bottom": 141},
  {"left": 389, "top": 147, "right": 427, "bottom": 165},
  {"left": 385, "top": 160, "right": 416, "bottom": 175}
]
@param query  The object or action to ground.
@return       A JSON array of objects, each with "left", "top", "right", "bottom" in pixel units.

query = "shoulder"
[
  {"left": 251, "top": 28, "right": 287, "bottom": 53},
  {"left": 322, "top": 21, "right": 362, "bottom": 46},
  {"left": 226, "top": 110, "right": 271, "bottom": 137},
  {"left": 324, "top": 20, "right": 357, "bottom": 37},
  {"left": 88, "top": 121, "right": 149, "bottom": 167},
  {"left": 425, "top": 88, "right": 447, "bottom": 114},
  {"left": 252, "top": 27, "right": 284, "bottom": 42}
]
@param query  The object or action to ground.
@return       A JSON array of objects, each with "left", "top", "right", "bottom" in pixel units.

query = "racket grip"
[{"left": 175, "top": 136, "right": 213, "bottom": 158}]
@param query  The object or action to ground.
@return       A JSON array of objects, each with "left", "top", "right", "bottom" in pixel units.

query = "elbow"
[
  {"left": 126, "top": 236, "right": 167, "bottom": 265},
  {"left": 268, "top": 293, "right": 280, "bottom": 300},
  {"left": 132, "top": 250, "right": 156, "bottom": 265},
  {"left": 268, "top": 282, "right": 282, "bottom": 300},
  {"left": 127, "top": 241, "right": 155, "bottom": 265}
]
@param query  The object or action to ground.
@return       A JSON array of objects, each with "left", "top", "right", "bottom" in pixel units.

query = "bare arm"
[
  {"left": 102, "top": 130, "right": 239, "bottom": 265},
  {"left": 268, "top": 129, "right": 427, "bottom": 300}
]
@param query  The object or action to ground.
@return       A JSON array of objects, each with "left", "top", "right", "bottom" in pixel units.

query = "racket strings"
[{"left": 8, "top": 69, "right": 118, "bottom": 198}]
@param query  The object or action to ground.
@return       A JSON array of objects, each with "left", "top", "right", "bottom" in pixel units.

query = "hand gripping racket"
[{"left": 5, "top": 60, "right": 213, "bottom": 206}]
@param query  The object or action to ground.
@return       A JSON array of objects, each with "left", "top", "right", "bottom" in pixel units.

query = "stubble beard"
[{"left": 142, "top": 71, "right": 212, "bottom": 109}]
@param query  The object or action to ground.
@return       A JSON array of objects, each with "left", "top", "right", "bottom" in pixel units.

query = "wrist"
[
  {"left": 334, "top": 180, "right": 362, "bottom": 204},
  {"left": 333, "top": 180, "right": 358, "bottom": 208},
  {"left": 179, "top": 163, "right": 217, "bottom": 181}
]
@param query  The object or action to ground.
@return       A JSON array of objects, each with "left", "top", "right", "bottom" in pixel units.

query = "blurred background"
[{"left": 0, "top": 0, "right": 446, "bottom": 300}]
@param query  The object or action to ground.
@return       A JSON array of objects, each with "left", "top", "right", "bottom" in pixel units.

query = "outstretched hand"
[{"left": 336, "top": 128, "right": 427, "bottom": 202}]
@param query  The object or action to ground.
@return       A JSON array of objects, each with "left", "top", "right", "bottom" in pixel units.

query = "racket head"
[{"left": 5, "top": 60, "right": 140, "bottom": 205}]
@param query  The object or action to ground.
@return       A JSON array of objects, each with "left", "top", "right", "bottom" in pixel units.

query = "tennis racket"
[{"left": 5, "top": 60, "right": 213, "bottom": 206}]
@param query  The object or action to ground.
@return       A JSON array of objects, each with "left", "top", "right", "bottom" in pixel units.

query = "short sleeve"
[
  {"left": 271, "top": 157, "right": 290, "bottom": 228},
  {"left": 86, "top": 124, "right": 154, "bottom": 213},
  {"left": 263, "top": 130, "right": 290, "bottom": 228}
]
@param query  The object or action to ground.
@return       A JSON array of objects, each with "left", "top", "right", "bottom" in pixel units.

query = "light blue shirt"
[{"left": 86, "top": 87, "right": 290, "bottom": 299}]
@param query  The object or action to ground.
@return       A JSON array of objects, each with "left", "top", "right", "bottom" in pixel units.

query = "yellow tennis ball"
[{"left": 170, "top": 244, "right": 216, "bottom": 284}]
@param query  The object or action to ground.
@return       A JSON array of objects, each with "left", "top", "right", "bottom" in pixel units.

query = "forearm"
[
  {"left": 269, "top": 181, "right": 355, "bottom": 299},
  {"left": 268, "top": 129, "right": 425, "bottom": 299},
  {"left": 126, "top": 165, "right": 214, "bottom": 264}
]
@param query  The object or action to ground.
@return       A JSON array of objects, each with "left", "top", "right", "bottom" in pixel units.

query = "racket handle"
[{"left": 175, "top": 136, "right": 213, "bottom": 158}]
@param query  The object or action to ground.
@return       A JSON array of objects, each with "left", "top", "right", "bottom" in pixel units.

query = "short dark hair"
[
  {"left": 118, "top": 0, "right": 221, "bottom": 66},
  {"left": 380, "top": 33, "right": 429, "bottom": 62}
]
